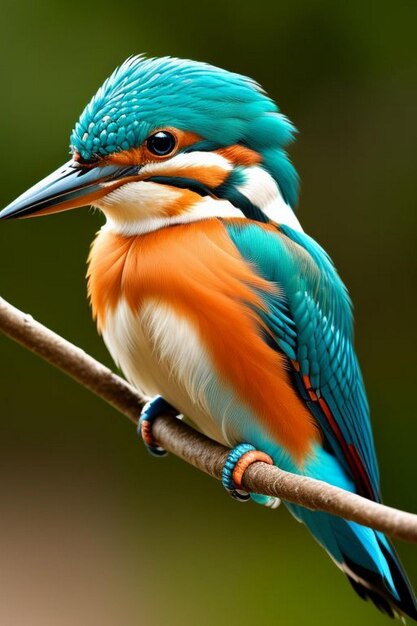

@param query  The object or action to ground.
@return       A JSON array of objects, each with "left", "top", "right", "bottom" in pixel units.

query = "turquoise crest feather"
[{"left": 71, "top": 55, "right": 299, "bottom": 207}]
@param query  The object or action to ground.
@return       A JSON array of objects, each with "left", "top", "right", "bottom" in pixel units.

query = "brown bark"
[{"left": 1, "top": 296, "right": 417, "bottom": 543}]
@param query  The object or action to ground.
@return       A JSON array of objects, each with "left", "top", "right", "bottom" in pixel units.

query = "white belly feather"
[{"left": 102, "top": 299, "right": 229, "bottom": 444}]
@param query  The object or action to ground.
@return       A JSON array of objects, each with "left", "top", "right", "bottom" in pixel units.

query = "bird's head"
[{"left": 0, "top": 55, "right": 301, "bottom": 231}]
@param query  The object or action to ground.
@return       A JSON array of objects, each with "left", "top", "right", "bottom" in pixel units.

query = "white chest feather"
[{"left": 102, "top": 299, "right": 228, "bottom": 443}]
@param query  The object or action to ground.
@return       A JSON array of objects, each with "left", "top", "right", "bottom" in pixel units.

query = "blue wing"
[{"left": 225, "top": 219, "right": 380, "bottom": 501}]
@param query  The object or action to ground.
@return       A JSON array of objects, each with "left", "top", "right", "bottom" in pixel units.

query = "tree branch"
[{"left": 1, "top": 295, "right": 417, "bottom": 543}]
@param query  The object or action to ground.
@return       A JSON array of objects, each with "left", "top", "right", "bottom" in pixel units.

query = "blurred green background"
[{"left": 0, "top": 1, "right": 416, "bottom": 624}]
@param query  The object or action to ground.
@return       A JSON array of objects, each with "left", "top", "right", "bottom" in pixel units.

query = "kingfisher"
[{"left": 1, "top": 55, "right": 416, "bottom": 620}]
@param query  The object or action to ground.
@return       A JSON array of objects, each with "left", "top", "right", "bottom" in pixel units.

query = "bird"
[{"left": 1, "top": 54, "right": 416, "bottom": 620}]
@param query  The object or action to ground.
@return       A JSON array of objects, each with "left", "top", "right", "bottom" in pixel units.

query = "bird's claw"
[
  {"left": 222, "top": 443, "right": 277, "bottom": 506},
  {"left": 138, "top": 395, "right": 179, "bottom": 457}
]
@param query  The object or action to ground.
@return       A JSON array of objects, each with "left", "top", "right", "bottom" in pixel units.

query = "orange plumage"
[{"left": 88, "top": 219, "right": 318, "bottom": 462}]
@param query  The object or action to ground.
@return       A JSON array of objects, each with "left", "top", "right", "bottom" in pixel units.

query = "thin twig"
[{"left": 1, "top": 296, "right": 417, "bottom": 543}]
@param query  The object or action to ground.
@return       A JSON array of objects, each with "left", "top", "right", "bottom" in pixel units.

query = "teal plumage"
[{"left": 226, "top": 221, "right": 379, "bottom": 495}]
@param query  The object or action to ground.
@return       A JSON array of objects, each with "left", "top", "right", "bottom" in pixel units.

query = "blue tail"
[
  {"left": 260, "top": 443, "right": 417, "bottom": 620},
  {"left": 242, "top": 419, "right": 416, "bottom": 618},
  {"left": 287, "top": 504, "right": 417, "bottom": 620}
]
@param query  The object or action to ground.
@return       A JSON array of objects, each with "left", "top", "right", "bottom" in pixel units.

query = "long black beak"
[{"left": 0, "top": 160, "right": 138, "bottom": 220}]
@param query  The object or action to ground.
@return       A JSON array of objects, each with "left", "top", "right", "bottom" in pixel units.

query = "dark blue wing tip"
[{"left": 344, "top": 540, "right": 417, "bottom": 621}]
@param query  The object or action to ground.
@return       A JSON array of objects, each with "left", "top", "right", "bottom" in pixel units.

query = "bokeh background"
[{"left": 0, "top": 1, "right": 416, "bottom": 624}]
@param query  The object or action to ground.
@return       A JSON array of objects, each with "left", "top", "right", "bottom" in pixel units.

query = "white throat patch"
[
  {"left": 237, "top": 166, "right": 303, "bottom": 232},
  {"left": 99, "top": 192, "right": 245, "bottom": 236}
]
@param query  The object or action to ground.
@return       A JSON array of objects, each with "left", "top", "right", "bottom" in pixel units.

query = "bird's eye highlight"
[{"left": 146, "top": 131, "right": 176, "bottom": 156}]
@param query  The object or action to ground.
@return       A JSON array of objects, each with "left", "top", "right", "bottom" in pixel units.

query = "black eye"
[{"left": 146, "top": 131, "right": 176, "bottom": 156}]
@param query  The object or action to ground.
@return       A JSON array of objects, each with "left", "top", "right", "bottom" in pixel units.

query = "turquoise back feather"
[{"left": 225, "top": 219, "right": 379, "bottom": 499}]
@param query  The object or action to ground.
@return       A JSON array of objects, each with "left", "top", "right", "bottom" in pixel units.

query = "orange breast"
[{"left": 88, "top": 219, "right": 318, "bottom": 463}]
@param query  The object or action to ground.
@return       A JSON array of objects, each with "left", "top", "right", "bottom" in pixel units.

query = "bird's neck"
[{"left": 98, "top": 187, "right": 245, "bottom": 237}]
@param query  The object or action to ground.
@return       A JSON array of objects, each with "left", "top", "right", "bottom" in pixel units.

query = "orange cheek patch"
[
  {"left": 153, "top": 164, "right": 229, "bottom": 188},
  {"left": 79, "top": 132, "right": 252, "bottom": 194},
  {"left": 216, "top": 145, "right": 261, "bottom": 167}
]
